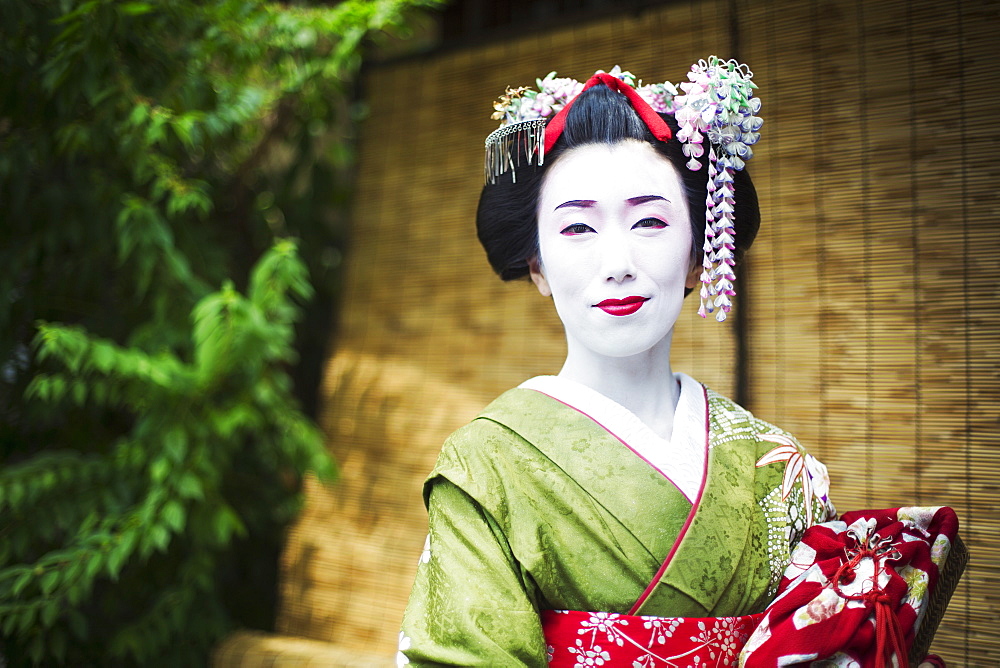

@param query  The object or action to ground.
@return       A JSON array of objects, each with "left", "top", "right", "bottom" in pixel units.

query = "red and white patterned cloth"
[
  {"left": 739, "top": 506, "right": 958, "bottom": 667},
  {"left": 542, "top": 609, "right": 764, "bottom": 667}
]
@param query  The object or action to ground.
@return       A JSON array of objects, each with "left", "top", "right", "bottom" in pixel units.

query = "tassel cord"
[{"left": 830, "top": 549, "right": 909, "bottom": 668}]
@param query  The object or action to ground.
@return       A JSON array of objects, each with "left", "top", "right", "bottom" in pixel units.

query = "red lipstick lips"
[{"left": 595, "top": 296, "right": 649, "bottom": 316}]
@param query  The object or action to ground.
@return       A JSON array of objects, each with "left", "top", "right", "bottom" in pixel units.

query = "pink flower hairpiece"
[
  {"left": 675, "top": 58, "right": 762, "bottom": 321},
  {"left": 484, "top": 57, "right": 763, "bottom": 322}
]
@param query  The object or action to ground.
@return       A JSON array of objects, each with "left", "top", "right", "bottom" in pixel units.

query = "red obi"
[
  {"left": 543, "top": 507, "right": 959, "bottom": 667},
  {"left": 542, "top": 609, "right": 765, "bottom": 667}
]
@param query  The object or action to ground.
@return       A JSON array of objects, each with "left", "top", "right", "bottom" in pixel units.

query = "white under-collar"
[{"left": 518, "top": 373, "right": 707, "bottom": 502}]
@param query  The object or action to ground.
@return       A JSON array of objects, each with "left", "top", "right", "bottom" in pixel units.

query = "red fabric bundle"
[{"left": 740, "top": 506, "right": 958, "bottom": 667}]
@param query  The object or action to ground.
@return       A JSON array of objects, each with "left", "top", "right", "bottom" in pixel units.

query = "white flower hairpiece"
[
  {"left": 484, "top": 57, "right": 763, "bottom": 322},
  {"left": 490, "top": 66, "right": 675, "bottom": 125}
]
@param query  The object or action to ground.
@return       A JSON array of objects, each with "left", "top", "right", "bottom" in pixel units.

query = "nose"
[{"left": 601, "top": 229, "right": 636, "bottom": 284}]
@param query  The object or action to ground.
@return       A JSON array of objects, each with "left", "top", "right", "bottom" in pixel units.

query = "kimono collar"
[
  {"left": 518, "top": 373, "right": 706, "bottom": 502},
  {"left": 481, "top": 384, "right": 757, "bottom": 616}
]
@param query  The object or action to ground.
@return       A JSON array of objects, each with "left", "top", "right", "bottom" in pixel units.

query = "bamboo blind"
[
  {"left": 277, "top": 0, "right": 999, "bottom": 663},
  {"left": 739, "top": 1, "right": 999, "bottom": 660}
]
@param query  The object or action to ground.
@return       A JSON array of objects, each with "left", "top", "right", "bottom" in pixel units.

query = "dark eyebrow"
[
  {"left": 627, "top": 195, "right": 670, "bottom": 205},
  {"left": 554, "top": 199, "right": 596, "bottom": 211},
  {"left": 553, "top": 195, "right": 670, "bottom": 212}
]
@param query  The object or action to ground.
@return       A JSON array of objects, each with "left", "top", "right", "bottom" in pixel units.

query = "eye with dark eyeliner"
[
  {"left": 560, "top": 223, "right": 595, "bottom": 235},
  {"left": 632, "top": 217, "right": 667, "bottom": 229}
]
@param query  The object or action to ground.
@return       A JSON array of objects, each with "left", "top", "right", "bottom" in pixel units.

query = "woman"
[{"left": 399, "top": 60, "right": 836, "bottom": 666}]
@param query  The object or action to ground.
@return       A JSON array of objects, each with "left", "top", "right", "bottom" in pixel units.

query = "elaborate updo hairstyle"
[{"left": 476, "top": 84, "right": 760, "bottom": 284}]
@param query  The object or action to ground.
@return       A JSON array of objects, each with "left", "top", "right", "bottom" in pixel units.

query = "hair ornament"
[
  {"left": 675, "top": 57, "right": 762, "bottom": 321},
  {"left": 484, "top": 74, "right": 583, "bottom": 184},
  {"left": 483, "top": 58, "right": 763, "bottom": 322},
  {"left": 484, "top": 67, "right": 672, "bottom": 184}
]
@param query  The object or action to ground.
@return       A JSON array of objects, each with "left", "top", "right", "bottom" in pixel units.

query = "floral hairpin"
[
  {"left": 673, "top": 58, "right": 762, "bottom": 320},
  {"left": 484, "top": 58, "right": 763, "bottom": 322},
  {"left": 488, "top": 67, "right": 673, "bottom": 126}
]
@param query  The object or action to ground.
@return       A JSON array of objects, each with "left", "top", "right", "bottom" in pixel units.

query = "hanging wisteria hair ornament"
[{"left": 484, "top": 58, "right": 763, "bottom": 322}]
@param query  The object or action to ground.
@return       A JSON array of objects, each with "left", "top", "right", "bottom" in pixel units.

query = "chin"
[{"left": 583, "top": 336, "right": 667, "bottom": 360}]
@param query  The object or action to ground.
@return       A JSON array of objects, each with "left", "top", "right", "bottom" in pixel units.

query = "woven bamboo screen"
[
  {"left": 278, "top": 0, "right": 999, "bottom": 663},
  {"left": 739, "top": 1, "right": 999, "bottom": 660}
]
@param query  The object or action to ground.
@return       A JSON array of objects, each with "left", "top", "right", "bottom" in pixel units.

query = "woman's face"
[{"left": 531, "top": 140, "right": 697, "bottom": 360}]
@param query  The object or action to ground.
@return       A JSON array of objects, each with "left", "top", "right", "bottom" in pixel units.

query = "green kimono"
[{"left": 399, "top": 382, "right": 833, "bottom": 667}]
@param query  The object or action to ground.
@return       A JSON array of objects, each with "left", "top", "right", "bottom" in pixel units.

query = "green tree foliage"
[{"left": 0, "top": 0, "right": 436, "bottom": 663}]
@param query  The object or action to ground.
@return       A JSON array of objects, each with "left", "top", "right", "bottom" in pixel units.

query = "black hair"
[{"left": 476, "top": 83, "right": 760, "bottom": 283}]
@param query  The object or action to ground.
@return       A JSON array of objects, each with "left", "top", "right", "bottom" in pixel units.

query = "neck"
[{"left": 557, "top": 333, "right": 680, "bottom": 440}]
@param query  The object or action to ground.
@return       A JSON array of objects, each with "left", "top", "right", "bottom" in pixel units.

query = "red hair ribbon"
[{"left": 543, "top": 72, "right": 673, "bottom": 153}]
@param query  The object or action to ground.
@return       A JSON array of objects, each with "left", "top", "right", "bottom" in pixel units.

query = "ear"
[
  {"left": 685, "top": 259, "right": 702, "bottom": 291},
  {"left": 528, "top": 256, "right": 552, "bottom": 297}
]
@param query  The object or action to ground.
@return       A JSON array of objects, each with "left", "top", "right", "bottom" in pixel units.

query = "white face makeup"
[{"left": 531, "top": 140, "right": 696, "bottom": 362}]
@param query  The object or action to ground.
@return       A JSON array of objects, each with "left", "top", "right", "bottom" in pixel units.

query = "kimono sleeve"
[{"left": 398, "top": 477, "right": 547, "bottom": 667}]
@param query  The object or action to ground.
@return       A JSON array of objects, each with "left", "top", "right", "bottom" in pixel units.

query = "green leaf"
[
  {"left": 66, "top": 579, "right": 86, "bottom": 606},
  {"left": 39, "top": 569, "right": 60, "bottom": 595},
  {"left": 149, "top": 457, "right": 170, "bottom": 483},
  {"left": 8, "top": 480, "right": 23, "bottom": 507},
  {"left": 67, "top": 608, "right": 89, "bottom": 640},
  {"left": 50, "top": 628, "right": 69, "bottom": 662},
  {"left": 212, "top": 504, "right": 246, "bottom": 544},
  {"left": 53, "top": 0, "right": 98, "bottom": 25},
  {"left": 161, "top": 500, "right": 185, "bottom": 533},
  {"left": 163, "top": 429, "right": 187, "bottom": 464},
  {"left": 107, "top": 541, "right": 129, "bottom": 580},
  {"left": 176, "top": 472, "right": 204, "bottom": 501},
  {"left": 40, "top": 600, "right": 61, "bottom": 627},
  {"left": 17, "top": 603, "right": 36, "bottom": 634},
  {"left": 27, "top": 633, "right": 45, "bottom": 663},
  {"left": 171, "top": 115, "right": 195, "bottom": 148},
  {"left": 84, "top": 555, "right": 102, "bottom": 581},
  {"left": 128, "top": 102, "right": 150, "bottom": 127},
  {"left": 2, "top": 610, "right": 18, "bottom": 635},
  {"left": 91, "top": 341, "right": 115, "bottom": 373},
  {"left": 119, "top": 2, "right": 154, "bottom": 16},
  {"left": 12, "top": 569, "right": 33, "bottom": 596},
  {"left": 71, "top": 379, "right": 87, "bottom": 405},
  {"left": 148, "top": 525, "right": 170, "bottom": 553}
]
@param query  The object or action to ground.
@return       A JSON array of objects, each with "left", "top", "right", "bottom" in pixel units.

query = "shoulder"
[
  {"left": 425, "top": 387, "right": 564, "bottom": 509},
  {"left": 436, "top": 388, "right": 557, "bottom": 463},
  {"left": 702, "top": 385, "right": 833, "bottom": 517},
  {"left": 703, "top": 386, "right": 817, "bottom": 461}
]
